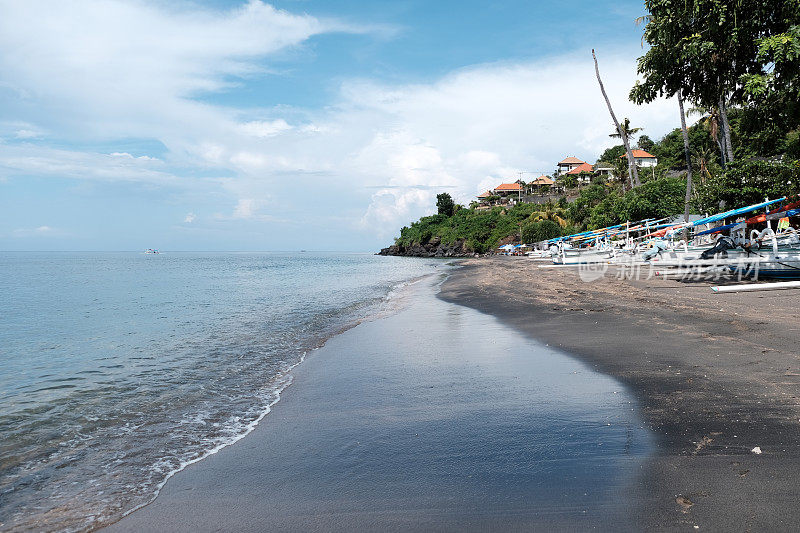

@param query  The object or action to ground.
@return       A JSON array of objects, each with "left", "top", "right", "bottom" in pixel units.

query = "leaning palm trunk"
[
  {"left": 592, "top": 49, "right": 640, "bottom": 187},
  {"left": 718, "top": 93, "right": 734, "bottom": 163},
  {"left": 678, "top": 91, "right": 693, "bottom": 239}
]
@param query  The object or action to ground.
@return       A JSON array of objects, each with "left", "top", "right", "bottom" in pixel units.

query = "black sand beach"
[
  {"left": 106, "top": 257, "right": 800, "bottom": 531},
  {"left": 106, "top": 273, "right": 651, "bottom": 532},
  {"left": 439, "top": 258, "right": 800, "bottom": 531}
]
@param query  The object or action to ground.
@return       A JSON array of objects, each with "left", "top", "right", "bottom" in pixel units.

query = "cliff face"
[{"left": 377, "top": 237, "right": 475, "bottom": 257}]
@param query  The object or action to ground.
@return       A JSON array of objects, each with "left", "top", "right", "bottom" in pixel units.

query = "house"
[
  {"left": 620, "top": 149, "right": 658, "bottom": 167},
  {"left": 493, "top": 182, "right": 523, "bottom": 197},
  {"left": 530, "top": 175, "right": 555, "bottom": 187},
  {"left": 594, "top": 163, "right": 617, "bottom": 180},
  {"left": 477, "top": 190, "right": 492, "bottom": 200},
  {"left": 565, "top": 162, "right": 595, "bottom": 183},
  {"left": 556, "top": 156, "right": 585, "bottom": 175}
]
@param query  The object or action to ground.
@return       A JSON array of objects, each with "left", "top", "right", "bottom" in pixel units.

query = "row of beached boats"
[{"left": 525, "top": 196, "right": 800, "bottom": 280}]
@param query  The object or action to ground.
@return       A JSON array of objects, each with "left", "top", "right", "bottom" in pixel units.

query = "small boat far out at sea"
[{"left": 144, "top": 249, "right": 160, "bottom": 254}]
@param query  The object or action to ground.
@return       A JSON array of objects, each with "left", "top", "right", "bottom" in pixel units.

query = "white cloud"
[
  {"left": 184, "top": 212, "right": 196, "bottom": 223},
  {"left": 11, "top": 225, "right": 60, "bottom": 237},
  {"left": 0, "top": 144, "right": 180, "bottom": 184},
  {"left": 109, "top": 152, "right": 158, "bottom": 161},
  {"left": 0, "top": 0, "right": 691, "bottom": 244},
  {"left": 0, "top": 0, "right": 348, "bottom": 148},
  {"left": 336, "top": 50, "right": 689, "bottom": 233},
  {"left": 238, "top": 119, "right": 292, "bottom": 138},
  {"left": 15, "top": 129, "right": 41, "bottom": 139},
  {"left": 233, "top": 198, "right": 261, "bottom": 219}
]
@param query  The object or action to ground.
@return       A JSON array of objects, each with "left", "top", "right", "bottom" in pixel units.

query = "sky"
[{"left": 0, "top": 0, "right": 686, "bottom": 251}]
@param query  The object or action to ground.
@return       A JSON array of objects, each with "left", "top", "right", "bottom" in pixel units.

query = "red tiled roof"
[
  {"left": 558, "top": 156, "right": 585, "bottom": 165},
  {"left": 565, "top": 162, "right": 594, "bottom": 174},
  {"left": 531, "top": 175, "right": 555, "bottom": 185},
  {"left": 494, "top": 182, "right": 522, "bottom": 191},
  {"left": 620, "top": 149, "right": 656, "bottom": 158},
  {"left": 477, "top": 190, "right": 492, "bottom": 198}
]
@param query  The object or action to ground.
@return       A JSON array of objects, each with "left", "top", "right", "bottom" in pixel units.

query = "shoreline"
[
  {"left": 106, "top": 270, "right": 652, "bottom": 532},
  {"left": 439, "top": 257, "right": 800, "bottom": 530},
  {"left": 115, "top": 270, "right": 451, "bottom": 527}
]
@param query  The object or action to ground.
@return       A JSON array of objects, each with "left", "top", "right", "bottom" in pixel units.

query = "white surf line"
[
  {"left": 121, "top": 268, "right": 443, "bottom": 522},
  {"left": 121, "top": 354, "right": 308, "bottom": 520}
]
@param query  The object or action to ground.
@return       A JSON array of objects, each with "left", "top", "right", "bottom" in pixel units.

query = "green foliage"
[
  {"left": 568, "top": 177, "right": 686, "bottom": 230},
  {"left": 638, "top": 134, "right": 655, "bottom": 152},
  {"left": 436, "top": 193, "right": 455, "bottom": 216},
  {"left": 693, "top": 158, "right": 800, "bottom": 214},
  {"left": 394, "top": 197, "right": 573, "bottom": 251},
  {"left": 567, "top": 184, "right": 609, "bottom": 227},
  {"left": 598, "top": 145, "right": 626, "bottom": 163},
  {"left": 558, "top": 174, "right": 578, "bottom": 189},
  {"left": 521, "top": 220, "right": 562, "bottom": 243},
  {"left": 740, "top": 24, "right": 800, "bottom": 133},
  {"left": 397, "top": 202, "right": 535, "bottom": 251}
]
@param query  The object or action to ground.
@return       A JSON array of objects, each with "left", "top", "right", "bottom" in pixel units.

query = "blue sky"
[{"left": 0, "top": 0, "right": 681, "bottom": 251}]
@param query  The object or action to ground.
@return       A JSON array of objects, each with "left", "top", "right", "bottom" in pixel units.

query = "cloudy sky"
[{"left": 0, "top": 0, "right": 684, "bottom": 251}]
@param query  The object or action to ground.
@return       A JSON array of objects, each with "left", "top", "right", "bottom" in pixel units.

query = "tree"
[
  {"left": 594, "top": 50, "right": 641, "bottom": 188},
  {"left": 693, "top": 159, "right": 800, "bottom": 214},
  {"left": 521, "top": 220, "right": 562, "bottom": 243},
  {"left": 687, "top": 105, "right": 726, "bottom": 167},
  {"left": 598, "top": 145, "right": 626, "bottom": 163},
  {"left": 436, "top": 192, "right": 455, "bottom": 217},
  {"left": 631, "top": 0, "right": 800, "bottom": 165},
  {"left": 677, "top": 90, "right": 694, "bottom": 236},
  {"left": 740, "top": 24, "right": 800, "bottom": 156},
  {"left": 638, "top": 134, "right": 655, "bottom": 152},
  {"left": 609, "top": 118, "right": 643, "bottom": 141},
  {"left": 558, "top": 174, "right": 578, "bottom": 190}
]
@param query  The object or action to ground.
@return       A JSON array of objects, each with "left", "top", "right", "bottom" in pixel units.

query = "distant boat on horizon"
[{"left": 144, "top": 249, "right": 160, "bottom": 254}]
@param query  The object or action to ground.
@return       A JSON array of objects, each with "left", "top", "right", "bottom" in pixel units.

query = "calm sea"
[{"left": 0, "top": 252, "right": 447, "bottom": 531}]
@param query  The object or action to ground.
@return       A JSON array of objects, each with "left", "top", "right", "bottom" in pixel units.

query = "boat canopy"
[{"left": 692, "top": 197, "right": 786, "bottom": 227}]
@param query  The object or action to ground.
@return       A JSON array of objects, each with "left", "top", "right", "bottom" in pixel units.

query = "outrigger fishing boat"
[{"left": 537, "top": 196, "right": 800, "bottom": 279}]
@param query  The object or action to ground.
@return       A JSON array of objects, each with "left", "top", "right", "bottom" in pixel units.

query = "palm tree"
[
  {"left": 593, "top": 49, "right": 641, "bottom": 188},
  {"left": 608, "top": 118, "right": 643, "bottom": 141},
  {"left": 687, "top": 105, "right": 726, "bottom": 168},
  {"left": 531, "top": 205, "right": 569, "bottom": 228},
  {"left": 691, "top": 146, "right": 717, "bottom": 184}
]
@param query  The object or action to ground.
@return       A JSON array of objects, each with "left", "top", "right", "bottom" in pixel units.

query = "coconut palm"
[
  {"left": 531, "top": 205, "right": 569, "bottom": 228},
  {"left": 608, "top": 118, "right": 643, "bottom": 140},
  {"left": 688, "top": 105, "right": 726, "bottom": 167},
  {"left": 593, "top": 49, "right": 641, "bottom": 188}
]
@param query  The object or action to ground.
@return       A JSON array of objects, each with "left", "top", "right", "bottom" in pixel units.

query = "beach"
[
  {"left": 106, "top": 270, "right": 652, "bottom": 532},
  {"left": 100, "top": 257, "right": 800, "bottom": 531},
  {"left": 440, "top": 258, "right": 800, "bottom": 530}
]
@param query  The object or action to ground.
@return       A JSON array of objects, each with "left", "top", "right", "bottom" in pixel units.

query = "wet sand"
[
  {"left": 106, "top": 274, "right": 651, "bottom": 532},
  {"left": 439, "top": 258, "right": 800, "bottom": 531}
]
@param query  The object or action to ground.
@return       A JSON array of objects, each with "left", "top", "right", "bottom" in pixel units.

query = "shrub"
[{"left": 693, "top": 158, "right": 800, "bottom": 214}]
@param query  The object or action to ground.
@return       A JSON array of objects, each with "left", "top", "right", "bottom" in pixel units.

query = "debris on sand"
[{"left": 677, "top": 496, "right": 694, "bottom": 512}]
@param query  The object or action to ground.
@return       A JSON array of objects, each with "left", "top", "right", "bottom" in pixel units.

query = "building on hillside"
[
  {"left": 620, "top": 149, "right": 658, "bottom": 167},
  {"left": 565, "top": 162, "right": 595, "bottom": 183},
  {"left": 529, "top": 175, "right": 556, "bottom": 193},
  {"left": 493, "top": 182, "right": 523, "bottom": 197},
  {"left": 594, "top": 163, "right": 617, "bottom": 181},
  {"left": 477, "top": 190, "right": 492, "bottom": 200},
  {"left": 556, "top": 156, "right": 585, "bottom": 175},
  {"left": 530, "top": 175, "right": 555, "bottom": 187}
]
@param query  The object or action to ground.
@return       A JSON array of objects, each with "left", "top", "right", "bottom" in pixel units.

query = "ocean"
[{"left": 0, "top": 252, "right": 446, "bottom": 531}]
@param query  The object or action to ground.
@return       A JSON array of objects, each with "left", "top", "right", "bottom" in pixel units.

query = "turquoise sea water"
[{"left": 0, "top": 252, "right": 446, "bottom": 531}]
